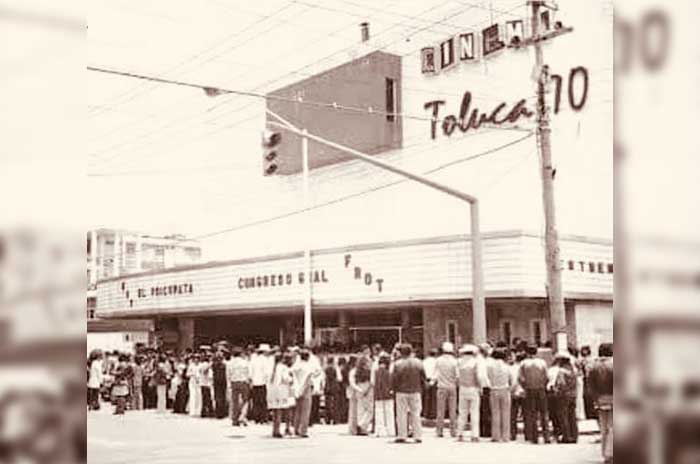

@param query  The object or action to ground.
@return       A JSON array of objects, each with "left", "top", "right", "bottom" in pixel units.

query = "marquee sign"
[
  {"left": 421, "top": 11, "right": 563, "bottom": 74},
  {"left": 118, "top": 280, "right": 195, "bottom": 308},
  {"left": 96, "top": 233, "right": 612, "bottom": 317},
  {"left": 423, "top": 63, "right": 590, "bottom": 139}
]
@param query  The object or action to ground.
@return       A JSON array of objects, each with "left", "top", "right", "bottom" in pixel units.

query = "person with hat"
[
  {"left": 227, "top": 347, "right": 251, "bottom": 426},
  {"left": 456, "top": 344, "right": 489, "bottom": 442},
  {"left": 434, "top": 342, "right": 458, "bottom": 438},
  {"left": 250, "top": 343, "right": 272, "bottom": 424}
]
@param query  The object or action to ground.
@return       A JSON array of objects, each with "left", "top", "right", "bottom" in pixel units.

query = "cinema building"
[
  {"left": 96, "top": 5, "right": 612, "bottom": 355},
  {"left": 94, "top": 230, "right": 612, "bottom": 355}
]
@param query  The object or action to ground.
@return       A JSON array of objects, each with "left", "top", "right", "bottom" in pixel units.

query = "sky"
[{"left": 84, "top": 0, "right": 614, "bottom": 261}]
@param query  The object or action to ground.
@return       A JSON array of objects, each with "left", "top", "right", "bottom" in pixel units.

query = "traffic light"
[{"left": 262, "top": 129, "right": 282, "bottom": 176}]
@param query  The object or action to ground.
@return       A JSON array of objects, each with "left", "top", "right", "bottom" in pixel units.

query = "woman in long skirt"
[
  {"left": 187, "top": 355, "right": 202, "bottom": 417},
  {"left": 268, "top": 353, "right": 296, "bottom": 438}
]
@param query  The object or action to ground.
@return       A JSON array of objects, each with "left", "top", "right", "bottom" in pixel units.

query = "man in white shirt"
[
  {"left": 308, "top": 347, "right": 323, "bottom": 425},
  {"left": 199, "top": 356, "right": 214, "bottom": 417},
  {"left": 249, "top": 344, "right": 272, "bottom": 424},
  {"left": 292, "top": 350, "right": 315, "bottom": 437},
  {"left": 422, "top": 348, "right": 438, "bottom": 420},
  {"left": 227, "top": 347, "right": 251, "bottom": 426},
  {"left": 87, "top": 354, "right": 104, "bottom": 411}
]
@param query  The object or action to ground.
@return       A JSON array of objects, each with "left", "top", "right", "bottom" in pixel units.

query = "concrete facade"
[{"left": 266, "top": 50, "right": 402, "bottom": 174}]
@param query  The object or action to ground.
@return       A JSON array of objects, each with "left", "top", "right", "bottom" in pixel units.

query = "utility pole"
[{"left": 530, "top": 0, "right": 567, "bottom": 352}]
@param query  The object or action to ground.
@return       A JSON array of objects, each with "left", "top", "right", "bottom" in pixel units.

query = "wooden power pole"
[{"left": 529, "top": 0, "right": 568, "bottom": 352}]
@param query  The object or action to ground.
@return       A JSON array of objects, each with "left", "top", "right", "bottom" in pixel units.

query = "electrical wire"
[
  {"left": 89, "top": 129, "right": 533, "bottom": 262},
  {"left": 87, "top": 0, "right": 487, "bottom": 161},
  {"left": 86, "top": 64, "right": 530, "bottom": 155},
  {"left": 88, "top": 0, "right": 302, "bottom": 117},
  {"left": 88, "top": 1, "right": 527, "bottom": 170}
]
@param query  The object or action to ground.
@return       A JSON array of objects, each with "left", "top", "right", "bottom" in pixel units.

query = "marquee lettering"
[
  {"left": 344, "top": 254, "right": 385, "bottom": 293},
  {"left": 236, "top": 270, "right": 329, "bottom": 290},
  {"left": 562, "top": 259, "right": 613, "bottom": 274},
  {"left": 425, "top": 91, "right": 534, "bottom": 139}
]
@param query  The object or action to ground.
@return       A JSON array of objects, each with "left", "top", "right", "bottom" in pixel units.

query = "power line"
[
  {"left": 87, "top": 64, "right": 529, "bottom": 156},
  {"left": 87, "top": 0, "right": 464, "bottom": 164},
  {"left": 193, "top": 130, "right": 534, "bottom": 240},
  {"left": 88, "top": 1, "right": 529, "bottom": 171},
  {"left": 89, "top": 129, "right": 533, "bottom": 261},
  {"left": 88, "top": 0, "right": 302, "bottom": 117}
]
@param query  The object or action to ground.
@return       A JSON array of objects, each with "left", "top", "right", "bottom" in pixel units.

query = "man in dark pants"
[
  {"left": 249, "top": 344, "right": 272, "bottom": 424},
  {"left": 579, "top": 346, "right": 597, "bottom": 419},
  {"left": 212, "top": 352, "right": 228, "bottom": 419},
  {"left": 519, "top": 346, "right": 550, "bottom": 444},
  {"left": 551, "top": 354, "right": 578, "bottom": 443},
  {"left": 589, "top": 343, "right": 613, "bottom": 464},
  {"left": 323, "top": 357, "right": 340, "bottom": 424},
  {"left": 510, "top": 352, "right": 526, "bottom": 441},
  {"left": 422, "top": 348, "right": 438, "bottom": 420}
]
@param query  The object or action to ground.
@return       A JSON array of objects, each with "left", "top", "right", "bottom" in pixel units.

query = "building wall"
[
  {"left": 266, "top": 50, "right": 402, "bottom": 174},
  {"left": 574, "top": 301, "right": 613, "bottom": 354},
  {"left": 421, "top": 298, "right": 583, "bottom": 354},
  {"left": 422, "top": 303, "right": 472, "bottom": 352}
]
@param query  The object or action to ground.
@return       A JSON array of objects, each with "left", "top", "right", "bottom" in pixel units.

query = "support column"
[
  {"left": 282, "top": 317, "right": 296, "bottom": 347},
  {"left": 338, "top": 311, "right": 350, "bottom": 350},
  {"left": 177, "top": 318, "right": 195, "bottom": 354},
  {"left": 401, "top": 308, "right": 412, "bottom": 346}
]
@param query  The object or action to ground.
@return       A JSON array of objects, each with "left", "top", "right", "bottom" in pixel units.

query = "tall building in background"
[
  {"left": 87, "top": 228, "right": 202, "bottom": 352},
  {"left": 87, "top": 229, "right": 202, "bottom": 288}
]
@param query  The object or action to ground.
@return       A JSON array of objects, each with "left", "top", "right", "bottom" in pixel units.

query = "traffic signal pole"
[
  {"left": 301, "top": 129, "right": 313, "bottom": 345},
  {"left": 266, "top": 110, "right": 314, "bottom": 345},
  {"left": 267, "top": 117, "right": 487, "bottom": 344}
]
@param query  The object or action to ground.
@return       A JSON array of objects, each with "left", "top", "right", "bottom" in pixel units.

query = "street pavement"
[{"left": 88, "top": 408, "right": 604, "bottom": 464}]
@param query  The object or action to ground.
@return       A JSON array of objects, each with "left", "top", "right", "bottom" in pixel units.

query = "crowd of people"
[{"left": 87, "top": 338, "right": 613, "bottom": 463}]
